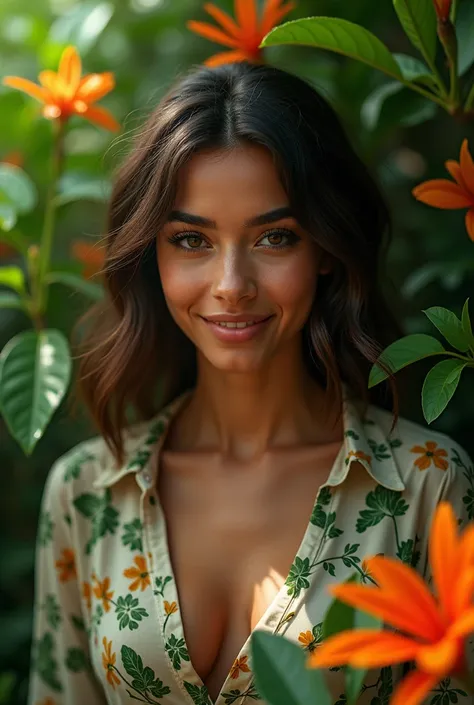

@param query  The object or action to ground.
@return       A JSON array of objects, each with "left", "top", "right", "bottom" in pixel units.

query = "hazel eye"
[
  {"left": 258, "top": 229, "right": 300, "bottom": 249},
  {"left": 185, "top": 236, "right": 203, "bottom": 249}
]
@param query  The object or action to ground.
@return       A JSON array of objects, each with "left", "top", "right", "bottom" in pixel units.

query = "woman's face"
[{"left": 156, "top": 143, "right": 331, "bottom": 374}]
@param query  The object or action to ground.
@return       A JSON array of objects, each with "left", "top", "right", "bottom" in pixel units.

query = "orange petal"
[
  {"left": 460, "top": 139, "right": 474, "bottom": 196},
  {"left": 38, "top": 70, "right": 68, "bottom": 100},
  {"left": 391, "top": 670, "right": 439, "bottom": 705},
  {"left": 449, "top": 606, "right": 474, "bottom": 638},
  {"left": 452, "top": 568, "right": 474, "bottom": 616},
  {"left": 2, "top": 76, "right": 51, "bottom": 104},
  {"left": 445, "top": 159, "right": 467, "bottom": 190},
  {"left": 235, "top": 0, "right": 258, "bottom": 39},
  {"left": 466, "top": 209, "right": 474, "bottom": 241},
  {"left": 429, "top": 502, "right": 459, "bottom": 620},
  {"left": 76, "top": 72, "right": 115, "bottom": 103},
  {"left": 204, "top": 50, "right": 250, "bottom": 66},
  {"left": 308, "top": 629, "right": 419, "bottom": 669},
  {"left": 330, "top": 581, "right": 440, "bottom": 642},
  {"left": 58, "top": 46, "right": 82, "bottom": 98},
  {"left": 203, "top": 3, "right": 241, "bottom": 39},
  {"left": 416, "top": 637, "right": 458, "bottom": 675},
  {"left": 80, "top": 103, "right": 120, "bottom": 132},
  {"left": 261, "top": 0, "right": 296, "bottom": 35},
  {"left": 187, "top": 20, "right": 240, "bottom": 48},
  {"left": 366, "top": 556, "right": 445, "bottom": 639},
  {"left": 412, "top": 179, "right": 472, "bottom": 209}
]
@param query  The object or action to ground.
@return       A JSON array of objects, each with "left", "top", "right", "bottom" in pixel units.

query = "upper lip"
[{"left": 201, "top": 313, "right": 273, "bottom": 323}]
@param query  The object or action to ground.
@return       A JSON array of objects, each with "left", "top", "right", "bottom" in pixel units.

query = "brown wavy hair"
[{"left": 71, "top": 61, "right": 403, "bottom": 468}]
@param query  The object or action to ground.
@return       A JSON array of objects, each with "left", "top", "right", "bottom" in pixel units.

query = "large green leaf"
[
  {"left": 251, "top": 631, "right": 330, "bottom": 705},
  {"left": 461, "top": 299, "right": 474, "bottom": 353},
  {"left": 0, "top": 203, "right": 17, "bottom": 232},
  {"left": 0, "top": 293, "right": 27, "bottom": 311},
  {"left": 422, "top": 359, "right": 467, "bottom": 423},
  {"left": 53, "top": 173, "right": 112, "bottom": 207},
  {"left": 423, "top": 306, "right": 471, "bottom": 352},
  {"left": 456, "top": 0, "right": 474, "bottom": 75},
  {"left": 47, "top": 0, "right": 114, "bottom": 55},
  {"left": 392, "top": 0, "right": 437, "bottom": 64},
  {"left": 0, "top": 266, "right": 26, "bottom": 295},
  {"left": 44, "top": 271, "right": 104, "bottom": 301},
  {"left": 261, "top": 18, "right": 402, "bottom": 80},
  {"left": 361, "top": 82, "right": 437, "bottom": 130},
  {"left": 369, "top": 334, "right": 445, "bottom": 387},
  {"left": 392, "top": 53, "right": 435, "bottom": 86},
  {"left": 0, "top": 164, "right": 37, "bottom": 215},
  {"left": 0, "top": 329, "right": 72, "bottom": 454}
]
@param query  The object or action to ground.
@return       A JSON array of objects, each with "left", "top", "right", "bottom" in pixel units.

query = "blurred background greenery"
[{"left": 0, "top": 0, "right": 473, "bottom": 702}]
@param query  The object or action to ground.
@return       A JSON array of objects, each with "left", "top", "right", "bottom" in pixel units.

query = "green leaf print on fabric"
[
  {"left": 184, "top": 681, "right": 213, "bottom": 705},
  {"left": 119, "top": 644, "right": 172, "bottom": 703},
  {"left": 285, "top": 556, "right": 311, "bottom": 598},
  {"left": 221, "top": 683, "right": 261, "bottom": 705},
  {"left": 165, "top": 633, "right": 191, "bottom": 670},
  {"left": 71, "top": 614, "right": 86, "bottom": 631},
  {"left": 153, "top": 575, "right": 173, "bottom": 598},
  {"left": 34, "top": 632, "right": 62, "bottom": 691},
  {"left": 396, "top": 536, "right": 421, "bottom": 568},
  {"left": 65, "top": 646, "right": 89, "bottom": 672},
  {"left": 115, "top": 594, "right": 149, "bottom": 630},
  {"left": 311, "top": 487, "right": 344, "bottom": 540},
  {"left": 42, "top": 594, "right": 61, "bottom": 630},
  {"left": 121, "top": 518, "right": 143, "bottom": 552},
  {"left": 63, "top": 450, "right": 96, "bottom": 482},
  {"left": 451, "top": 447, "right": 474, "bottom": 521},
  {"left": 73, "top": 488, "right": 119, "bottom": 554},
  {"left": 38, "top": 510, "right": 54, "bottom": 546},
  {"left": 356, "top": 486, "right": 409, "bottom": 533},
  {"left": 344, "top": 429, "right": 360, "bottom": 440},
  {"left": 429, "top": 677, "right": 467, "bottom": 704},
  {"left": 388, "top": 438, "right": 402, "bottom": 449},
  {"left": 367, "top": 439, "right": 392, "bottom": 461}
]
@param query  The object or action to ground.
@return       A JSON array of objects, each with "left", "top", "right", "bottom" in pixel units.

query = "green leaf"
[
  {"left": 0, "top": 293, "right": 27, "bottom": 312},
  {"left": 0, "top": 329, "right": 71, "bottom": 454},
  {"left": 54, "top": 173, "right": 112, "bottom": 207},
  {"left": 0, "top": 203, "right": 17, "bottom": 232},
  {"left": 422, "top": 359, "right": 467, "bottom": 423},
  {"left": 392, "top": 53, "right": 436, "bottom": 86},
  {"left": 121, "top": 645, "right": 145, "bottom": 682},
  {"left": 0, "top": 164, "right": 37, "bottom": 215},
  {"left": 361, "top": 82, "right": 402, "bottom": 130},
  {"left": 423, "top": 306, "right": 471, "bottom": 352},
  {"left": 261, "top": 18, "right": 403, "bottom": 80},
  {"left": 34, "top": 632, "right": 62, "bottom": 692},
  {"left": 392, "top": 0, "right": 437, "bottom": 64},
  {"left": 0, "top": 266, "right": 26, "bottom": 295},
  {"left": 48, "top": 1, "right": 114, "bottom": 54},
  {"left": 65, "top": 647, "right": 88, "bottom": 672},
  {"left": 461, "top": 298, "right": 474, "bottom": 353},
  {"left": 44, "top": 270, "right": 104, "bottom": 301},
  {"left": 73, "top": 493, "right": 103, "bottom": 518},
  {"left": 456, "top": 0, "right": 474, "bottom": 75},
  {"left": 369, "top": 334, "right": 445, "bottom": 387},
  {"left": 251, "top": 631, "right": 331, "bottom": 705},
  {"left": 356, "top": 486, "right": 409, "bottom": 533}
]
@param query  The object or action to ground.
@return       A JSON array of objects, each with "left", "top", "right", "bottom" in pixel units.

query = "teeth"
[{"left": 215, "top": 321, "right": 257, "bottom": 328}]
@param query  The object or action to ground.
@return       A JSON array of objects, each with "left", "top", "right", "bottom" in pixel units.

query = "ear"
[{"left": 319, "top": 251, "right": 335, "bottom": 276}]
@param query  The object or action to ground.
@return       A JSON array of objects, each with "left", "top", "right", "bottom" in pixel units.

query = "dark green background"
[{"left": 0, "top": 0, "right": 473, "bottom": 702}]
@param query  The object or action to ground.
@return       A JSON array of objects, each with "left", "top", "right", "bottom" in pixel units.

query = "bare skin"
[{"left": 156, "top": 143, "right": 344, "bottom": 701}]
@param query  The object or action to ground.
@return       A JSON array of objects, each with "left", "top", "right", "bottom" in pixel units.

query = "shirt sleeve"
[{"left": 28, "top": 455, "right": 106, "bottom": 705}]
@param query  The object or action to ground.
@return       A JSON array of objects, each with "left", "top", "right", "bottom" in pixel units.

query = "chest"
[{"left": 157, "top": 444, "right": 342, "bottom": 701}]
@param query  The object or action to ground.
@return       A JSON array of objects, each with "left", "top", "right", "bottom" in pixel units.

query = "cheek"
[
  {"left": 157, "top": 255, "right": 206, "bottom": 319},
  {"left": 262, "top": 253, "right": 318, "bottom": 317}
]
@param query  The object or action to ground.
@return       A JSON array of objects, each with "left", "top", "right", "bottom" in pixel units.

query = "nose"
[{"left": 210, "top": 248, "right": 257, "bottom": 305}]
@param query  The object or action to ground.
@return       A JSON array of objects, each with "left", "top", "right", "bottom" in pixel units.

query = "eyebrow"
[{"left": 166, "top": 206, "right": 295, "bottom": 229}]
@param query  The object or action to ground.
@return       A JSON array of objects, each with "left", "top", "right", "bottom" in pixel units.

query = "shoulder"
[{"left": 367, "top": 404, "right": 473, "bottom": 524}]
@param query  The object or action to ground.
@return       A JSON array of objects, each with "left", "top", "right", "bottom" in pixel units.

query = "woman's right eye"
[{"left": 167, "top": 233, "right": 209, "bottom": 250}]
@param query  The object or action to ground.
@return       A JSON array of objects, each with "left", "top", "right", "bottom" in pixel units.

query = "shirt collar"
[{"left": 93, "top": 383, "right": 405, "bottom": 492}]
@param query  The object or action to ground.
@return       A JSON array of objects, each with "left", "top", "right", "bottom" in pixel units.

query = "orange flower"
[
  {"left": 164, "top": 600, "right": 178, "bottom": 616},
  {"left": 82, "top": 581, "right": 92, "bottom": 611},
  {"left": 229, "top": 654, "right": 251, "bottom": 679},
  {"left": 71, "top": 240, "right": 106, "bottom": 279},
  {"left": 187, "top": 0, "right": 296, "bottom": 67},
  {"left": 92, "top": 576, "right": 114, "bottom": 612},
  {"left": 308, "top": 502, "right": 474, "bottom": 705},
  {"left": 2, "top": 45, "right": 120, "bottom": 132},
  {"left": 411, "top": 441, "right": 449, "bottom": 471},
  {"left": 101, "top": 637, "right": 121, "bottom": 688},
  {"left": 55, "top": 548, "right": 76, "bottom": 582},
  {"left": 433, "top": 0, "right": 452, "bottom": 21},
  {"left": 347, "top": 450, "right": 372, "bottom": 465},
  {"left": 123, "top": 555, "right": 151, "bottom": 591},
  {"left": 298, "top": 630, "right": 315, "bottom": 648},
  {"left": 412, "top": 139, "right": 474, "bottom": 241}
]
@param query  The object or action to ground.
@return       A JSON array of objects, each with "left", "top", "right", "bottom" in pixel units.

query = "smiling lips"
[{"left": 200, "top": 314, "right": 274, "bottom": 341}]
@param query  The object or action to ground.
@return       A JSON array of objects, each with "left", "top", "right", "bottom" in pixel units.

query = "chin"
[{"left": 205, "top": 350, "right": 266, "bottom": 373}]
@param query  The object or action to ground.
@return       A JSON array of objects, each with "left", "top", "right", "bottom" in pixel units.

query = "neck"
[{"left": 170, "top": 346, "right": 343, "bottom": 462}]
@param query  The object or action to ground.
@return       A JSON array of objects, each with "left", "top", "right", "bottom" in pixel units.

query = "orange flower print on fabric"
[
  {"left": 102, "top": 637, "right": 121, "bottom": 688},
  {"left": 82, "top": 581, "right": 92, "bottom": 611},
  {"left": 164, "top": 600, "right": 178, "bottom": 616},
  {"left": 187, "top": 0, "right": 296, "bottom": 67},
  {"left": 124, "top": 555, "right": 151, "bottom": 591},
  {"left": 55, "top": 548, "right": 76, "bottom": 582},
  {"left": 411, "top": 441, "right": 449, "bottom": 471},
  {"left": 93, "top": 576, "right": 114, "bottom": 612},
  {"left": 347, "top": 450, "right": 372, "bottom": 464},
  {"left": 298, "top": 631, "right": 315, "bottom": 648},
  {"left": 229, "top": 654, "right": 251, "bottom": 679}
]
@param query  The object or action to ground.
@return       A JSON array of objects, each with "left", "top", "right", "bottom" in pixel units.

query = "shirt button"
[{"left": 142, "top": 472, "right": 152, "bottom": 485}]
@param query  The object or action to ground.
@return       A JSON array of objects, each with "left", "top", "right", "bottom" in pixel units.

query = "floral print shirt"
[{"left": 28, "top": 386, "right": 474, "bottom": 705}]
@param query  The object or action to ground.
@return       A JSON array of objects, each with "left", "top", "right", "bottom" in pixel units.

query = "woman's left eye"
[{"left": 258, "top": 229, "right": 300, "bottom": 249}]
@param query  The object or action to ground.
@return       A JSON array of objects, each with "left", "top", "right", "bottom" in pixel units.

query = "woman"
[{"left": 28, "top": 62, "right": 473, "bottom": 705}]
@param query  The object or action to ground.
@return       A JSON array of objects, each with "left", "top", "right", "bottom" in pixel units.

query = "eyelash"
[{"left": 166, "top": 228, "right": 301, "bottom": 252}]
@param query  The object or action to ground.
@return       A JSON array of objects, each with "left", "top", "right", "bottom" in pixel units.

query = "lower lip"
[{"left": 201, "top": 316, "right": 274, "bottom": 342}]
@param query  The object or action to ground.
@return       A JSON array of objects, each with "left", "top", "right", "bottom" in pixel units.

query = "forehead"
[{"left": 173, "top": 144, "right": 289, "bottom": 218}]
